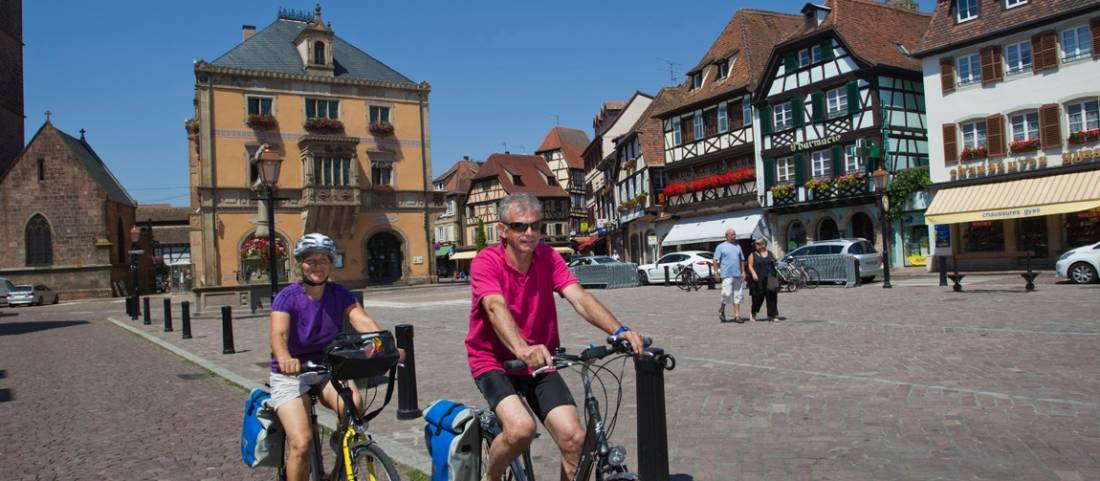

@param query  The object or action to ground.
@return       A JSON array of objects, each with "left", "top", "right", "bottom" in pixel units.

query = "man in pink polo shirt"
[{"left": 467, "top": 193, "right": 646, "bottom": 481}]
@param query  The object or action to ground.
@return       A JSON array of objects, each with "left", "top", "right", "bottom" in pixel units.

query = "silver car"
[
  {"left": 0, "top": 278, "right": 13, "bottom": 307},
  {"left": 7, "top": 284, "right": 59, "bottom": 307},
  {"left": 783, "top": 238, "right": 884, "bottom": 282}
]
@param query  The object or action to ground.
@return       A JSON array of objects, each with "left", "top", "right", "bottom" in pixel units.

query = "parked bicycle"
[
  {"left": 777, "top": 257, "right": 819, "bottom": 292},
  {"left": 674, "top": 261, "right": 709, "bottom": 292},
  {"left": 479, "top": 336, "right": 663, "bottom": 481},
  {"left": 276, "top": 360, "right": 400, "bottom": 481}
]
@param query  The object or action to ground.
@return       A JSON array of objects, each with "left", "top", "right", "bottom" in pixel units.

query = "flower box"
[
  {"left": 369, "top": 121, "right": 395, "bottom": 136},
  {"left": 805, "top": 178, "right": 834, "bottom": 200},
  {"left": 1068, "top": 129, "right": 1100, "bottom": 145},
  {"left": 1009, "top": 138, "right": 1041, "bottom": 153},
  {"left": 834, "top": 172, "right": 867, "bottom": 197},
  {"left": 961, "top": 146, "right": 988, "bottom": 160},
  {"left": 247, "top": 114, "right": 279, "bottom": 129},
  {"left": 770, "top": 183, "right": 797, "bottom": 204},
  {"left": 304, "top": 117, "right": 345, "bottom": 134}
]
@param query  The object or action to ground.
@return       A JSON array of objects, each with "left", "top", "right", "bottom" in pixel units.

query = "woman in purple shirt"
[{"left": 269, "top": 233, "right": 389, "bottom": 481}]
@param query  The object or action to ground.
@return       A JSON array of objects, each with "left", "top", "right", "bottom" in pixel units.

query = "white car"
[
  {"left": 638, "top": 251, "right": 714, "bottom": 284},
  {"left": 1055, "top": 241, "right": 1100, "bottom": 284}
]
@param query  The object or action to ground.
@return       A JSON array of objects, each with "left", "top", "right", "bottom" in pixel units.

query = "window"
[
  {"left": 671, "top": 117, "right": 682, "bottom": 146},
  {"left": 811, "top": 45, "right": 823, "bottom": 63},
  {"left": 1005, "top": 0, "right": 1026, "bottom": 7},
  {"left": 305, "top": 98, "right": 339, "bottom": 119},
  {"left": 313, "top": 41, "right": 325, "bottom": 64},
  {"left": 313, "top": 157, "right": 351, "bottom": 186},
  {"left": 811, "top": 150, "right": 832, "bottom": 178},
  {"left": 774, "top": 102, "right": 793, "bottom": 130},
  {"left": 37, "top": 158, "right": 44, "bottom": 181},
  {"left": 1010, "top": 112, "right": 1040, "bottom": 141},
  {"left": 25, "top": 214, "right": 53, "bottom": 266},
  {"left": 445, "top": 199, "right": 455, "bottom": 217},
  {"left": 1067, "top": 100, "right": 1100, "bottom": 132},
  {"left": 369, "top": 106, "right": 391, "bottom": 123},
  {"left": 965, "top": 220, "right": 1005, "bottom": 252},
  {"left": 691, "top": 72, "right": 702, "bottom": 90},
  {"left": 247, "top": 96, "right": 273, "bottom": 116},
  {"left": 742, "top": 96, "right": 753, "bottom": 126},
  {"left": 435, "top": 226, "right": 446, "bottom": 242},
  {"left": 717, "top": 103, "right": 729, "bottom": 133},
  {"left": 799, "top": 49, "right": 811, "bottom": 67},
  {"left": 372, "top": 165, "right": 392, "bottom": 186},
  {"left": 717, "top": 59, "right": 730, "bottom": 79},
  {"left": 844, "top": 145, "right": 863, "bottom": 173},
  {"left": 1062, "top": 26, "right": 1092, "bottom": 62},
  {"left": 1005, "top": 41, "right": 1033, "bottom": 75},
  {"left": 786, "top": 222, "right": 807, "bottom": 251},
  {"left": 777, "top": 156, "right": 795, "bottom": 183},
  {"left": 693, "top": 111, "right": 704, "bottom": 140},
  {"left": 961, "top": 120, "right": 988, "bottom": 149},
  {"left": 957, "top": 54, "right": 981, "bottom": 86},
  {"left": 957, "top": 0, "right": 978, "bottom": 22},
  {"left": 826, "top": 87, "right": 847, "bottom": 118}
]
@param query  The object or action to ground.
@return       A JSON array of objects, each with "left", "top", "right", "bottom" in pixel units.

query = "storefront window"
[
  {"left": 1065, "top": 209, "right": 1100, "bottom": 248},
  {"left": 787, "top": 221, "right": 807, "bottom": 252},
  {"left": 904, "top": 225, "right": 930, "bottom": 264},
  {"left": 1017, "top": 217, "right": 1049, "bottom": 258},
  {"left": 965, "top": 220, "right": 1005, "bottom": 252},
  {"left": 818, "top": 217, "right": 840, "bottom": 241}
]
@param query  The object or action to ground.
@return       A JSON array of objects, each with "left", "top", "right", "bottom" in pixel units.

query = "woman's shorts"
[{"left": 269, "top": 372, "right": 327, "bottom": 410}]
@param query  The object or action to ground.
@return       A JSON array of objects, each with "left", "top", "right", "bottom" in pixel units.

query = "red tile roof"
[
  {"left": 535, "top": 127, "right": 590, "bottom": 170},
  {"left": 656, "top": 9, "right": 803, "bottom": 118},
  {"left": 778, "top": 0, "right": 931, "bottom": 71},
  {"left": 914, "top": 0, "right": 1100, "bottom": 56},
  {"left": 471, "top": 153, "right": 569, "bottom": 198},
  {"left": 433, "top": 159, "right": 481, "bottom": 195}
]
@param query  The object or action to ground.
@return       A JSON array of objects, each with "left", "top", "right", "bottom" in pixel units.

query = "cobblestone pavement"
[{"left": 10, "top": 272, "right": 1100, "bottom": 481}]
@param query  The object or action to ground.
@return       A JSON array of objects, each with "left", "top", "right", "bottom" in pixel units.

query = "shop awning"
[
  {"left": 661, "top": 211, "right": 765, "bottom": 247},
  {"left": 434, "top": 245, "right": 454, "bottom": 257},
  {"left": 450, "top": 250, "right": 478, "bottom": 261},
  {"left": 554, "top": 247, "right": 575, "bottom": 255},
  {"left": 925, "top": 170, "right": 1100, "bottom": 225},
  {"left": 575, "top": 236, "right": 602, "bottom": 251}
]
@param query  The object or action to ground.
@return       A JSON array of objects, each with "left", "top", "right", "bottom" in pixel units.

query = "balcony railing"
[
  {"left": 302, "top": 185, "right": 360, "bottom": 206},
  {"left": 766, "top": 177, "right": 873, "bottom": 208},
  {"left": 663, "top": 180, "right": 756, "bottom": 210}
]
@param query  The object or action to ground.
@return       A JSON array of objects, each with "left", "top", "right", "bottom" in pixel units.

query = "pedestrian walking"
[
  {"left": 713, "top": 228, "right": 746, "bottom": 323},
  {"left": 747, "top": 238, "right": 780, "bottom": 322}
]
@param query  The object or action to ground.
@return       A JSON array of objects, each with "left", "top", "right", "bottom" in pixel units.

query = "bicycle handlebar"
[{"left": 502, "top": 336, "right": 653, "bottom": 374}]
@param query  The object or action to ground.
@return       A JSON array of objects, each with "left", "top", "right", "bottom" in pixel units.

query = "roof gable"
[
  {"left": 472, "top": 153, "right": 568, "bottom": 198},
  {"left": 915, "top": 0, "right": 1100, "bottom": 56},
  {"left": 433, "top": 159, "right": 481, "bottom": 195},
  {"left": 535, "top": 127, "right": 590, "bottom": 170}
]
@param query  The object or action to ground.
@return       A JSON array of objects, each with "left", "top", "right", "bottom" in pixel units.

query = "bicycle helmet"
[{"left": 293, "top": 233, "right": 337, "bottom": 261}]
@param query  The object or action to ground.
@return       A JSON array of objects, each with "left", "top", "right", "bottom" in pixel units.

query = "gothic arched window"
[{"left": 25, "top": 214, "right": 53, "bottom": 266}]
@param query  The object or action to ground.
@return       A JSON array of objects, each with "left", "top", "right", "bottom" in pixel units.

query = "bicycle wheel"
[
  {"left": 676, "top": 269, "right": 692, "bottom": 292},
  {"left": 803, "top": 267, "right": 819, "bottom": 289},
  {"left": 350, "top": 442, "right": 400, "bottom": 481},
  {"left": 480, "top": 432, "right": 530, "bottom": 481}
]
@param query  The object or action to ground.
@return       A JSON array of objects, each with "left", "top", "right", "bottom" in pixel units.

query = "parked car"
[
  {"left": 7, "top": 284, "right": 59, "bottom": 307},
  {"left": 638, "top": 251, "right": 714, "bottom": 284},
  {"left": 1055, "top": 241, "right": 1100, "bottom": 284},
  {"left": 783, "top": 238, "right": 884, "bottom": 282},
  {"left": 567, "top": 256, "right": 619, "bottom": 268},
  {"left": 0, "top": 277, "right": 14, "bottom": 308},
  {"left": 568, "top": 256, "right": 637, "bottom": 288}
]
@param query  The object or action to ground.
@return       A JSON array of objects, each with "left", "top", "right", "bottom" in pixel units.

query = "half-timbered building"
[
  {"left": 756, "top": 0, "right": 931, "bottom": 266},
  {"left": 462, "top": 153, "right": 573, "bottom": 253},
  {"left": 535, "top": 127, "right": 590, "bottom": 238}
]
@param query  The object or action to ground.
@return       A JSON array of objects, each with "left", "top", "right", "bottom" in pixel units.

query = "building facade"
[
  {"left": 462, "top": 153, "right": 572, "bottom": 252},
  {"left": 756, "top": 0, "right": 931, "bottom": 268},
  {"left": 535, "top": 127, "right": 589, "bottom": 238},
  {"left": 188, "top": 6, "right": 440, "bottom": 290},
  {"left": 916, "top": 0, "right": 1100, "bottom": 269},
  {"left": 0, "top": 0, "right": 23, "bottom": 172},
  {"left": 431, "top": 157, "right": 479, "bottom": 277}
]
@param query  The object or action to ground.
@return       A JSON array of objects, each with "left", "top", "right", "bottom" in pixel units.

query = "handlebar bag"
[{"left": 324, "top": 330, "right": 400, "bottom": 380}]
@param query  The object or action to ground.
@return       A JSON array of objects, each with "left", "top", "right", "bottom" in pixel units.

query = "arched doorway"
[
  {"left": 818, "top": 217, "right": 840, "bottom": 241},
  {"left": 786, "top": 221, "right": 807, "bottom": 252},
  {"left": 367, "top": 232, "right": 403, "bottom": 283},
  {"left": 851, "top": 212, "right": 874, "bottom": 241}
]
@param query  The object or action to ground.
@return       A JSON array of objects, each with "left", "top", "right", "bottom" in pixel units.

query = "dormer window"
[
  {"left": 691, "top": 72, "right": 703, "bottom": 90},
  {"left": 313, "top": 41, "right": 326, "bottom": 65},
  {"left": 1005, "top": 0, "right": 1026, "bottom": 8},
  {"left": 957, "top": 0, "right": 978, "bottom": 22},
  {"left": 717, "top": 58, "right": 730, "bottom": 79}
]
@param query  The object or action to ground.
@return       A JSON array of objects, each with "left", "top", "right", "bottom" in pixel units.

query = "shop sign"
[
  {"left": 580, "top": 222, "right": 589, "bottom": 232},
  {"left": 950, "top": 146, "right": 1100, "bottom": 181},
  {"left": 933, "top": 224, "right": 951, "bottom": 255},
  {"left": 1077, "top": 209, "right": 1100, "bottom": 220},
  {"left": 790, "top": 134, "right": 841, "bottom": 153},
  {"left": 978, "top": 207, "right": 1042, "bottom": 219},
  {"left": 969, "top": 221, "right": 993, "bottom": 228}
]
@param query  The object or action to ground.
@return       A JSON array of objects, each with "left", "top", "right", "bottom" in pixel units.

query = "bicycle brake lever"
[{"left": 531, "top": 365, "right": 557, "bottom": 376}]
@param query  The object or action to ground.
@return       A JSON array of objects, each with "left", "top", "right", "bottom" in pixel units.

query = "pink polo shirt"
[{"left": 466, "top": 241, "right": 579, "bottom": 378}]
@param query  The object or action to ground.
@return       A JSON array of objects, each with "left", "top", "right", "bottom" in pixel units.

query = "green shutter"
[
  {"left": 794, "top": 153, "right": 807, "bottom": 185},
  {"left": 821, "top": 39, "right": 835, "bottom": 61},
  {"left": 831, "top": 146, "right": 843, "bottom": 176},
  {"left": 792, "top": 98, "right": 804, "bottom": 128},
  {"left": 865, "top": 141, "right": 877, "bottom": 173},
  {"left": 760, "top": 105, "right": 773, "bottom": 135},
  {"left": 783, "top": 53, "right": 797, "bottom": 71},
  {"left": 811, "top": 92, "right": 825, "bottom": 123},
  {"left": 764, "top": 158, "right": 776, "bottom": 188},
  {"left": 846, "top": 81, "right": 860, "bottom": 114}
]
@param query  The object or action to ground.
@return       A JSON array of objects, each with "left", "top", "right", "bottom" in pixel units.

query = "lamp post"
[
  {"left": 252, "top": 144, "right": 284, "bottom": 305},
  {"left": 871, "top": 164, "right": 892, "bottom": 289},
  {"left": 130, "top": 225, "right": 141, "bottom": 318}
]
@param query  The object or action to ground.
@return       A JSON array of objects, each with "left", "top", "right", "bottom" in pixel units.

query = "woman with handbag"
[{"left": 747, "top": 238, "right": 780, "bottom": 322}]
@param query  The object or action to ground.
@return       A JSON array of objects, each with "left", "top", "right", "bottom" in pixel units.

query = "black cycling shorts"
[{"left": 474, "top": 370, "right": 576, "bottom": 422}]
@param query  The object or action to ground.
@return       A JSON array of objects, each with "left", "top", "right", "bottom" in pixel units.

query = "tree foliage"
[
  {"left": 886, "top": 168, "right": 931, "bottom": 221},
  {"left": 475, "top": 218, "right": 487, "bottom": 250}
]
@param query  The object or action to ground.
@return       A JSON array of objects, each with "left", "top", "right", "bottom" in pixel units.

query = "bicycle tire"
[
  {"left": 803, "top": 267, "right": 819, "bottom": 289},
  {"left": 480, "top": 432, "right": 531, "bottom": 481},
  {"left": 350, "top": 442, "right": 401, "bottom": 481},
  {"left": 676, "top": 269, "right": 693, "bottom": 292}
]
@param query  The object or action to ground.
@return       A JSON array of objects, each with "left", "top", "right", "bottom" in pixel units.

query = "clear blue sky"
[{"left": 23, "top": 0, "right": 934, "bottom": 206}]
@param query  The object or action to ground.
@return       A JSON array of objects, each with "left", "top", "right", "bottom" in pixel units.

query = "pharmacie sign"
[{"left": 790, "top": 134, "right": 841, "bottom": 152}]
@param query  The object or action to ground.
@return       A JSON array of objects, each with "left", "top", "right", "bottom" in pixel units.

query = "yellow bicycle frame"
[{"left": 340, "top": 426, "right": 376, "bottom": 481}]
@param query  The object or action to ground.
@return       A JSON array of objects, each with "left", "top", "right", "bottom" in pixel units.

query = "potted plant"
[
  {"left": 247, "top": 114, "right": 279, "bottom": 129},
  {"left": 804, "top": 177, "right": 833, "bottom": 198},
  {"left": 1009, "top": 138, "right": 1041, "bottom": 153},
  {"left": 770, "top": 183, "right": 795, "bottom": 202},
  {"left": 1068, "top": 128, "right": 1100, "bottom": 144},
  {"left": 369, "top": 121, "right": 395, "bottom": 136},
  {"left": 304, "top": 117, "right": 345, "bottom": 134},
  {"left": 961, "top": 146, "right": 988, "bottom": 160},
  {"left": 663, "top": 182, "right": 687, "bottom": 197}
]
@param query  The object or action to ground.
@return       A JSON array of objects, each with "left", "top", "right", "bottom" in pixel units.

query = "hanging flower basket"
[
  {"left": 247, "top": 114, "right": 279, "bottom": 130},
  {"left": 304, "top": 117, "right": 345, "bottom": 134},
  {"left": 369, "top": 121, "right": 395, "bottom": 136},
  {"left": 184, "top": 118, "right": 200, "bottom": 135},
  {"left": 1068, "top": 129, "right": 1100, "bottom": 145},
  {"left": 240, "top": 237, "right": 287, "bottom": 262},
  {"left": 961, "top": 146, "right": 988, "bottom": 160}
]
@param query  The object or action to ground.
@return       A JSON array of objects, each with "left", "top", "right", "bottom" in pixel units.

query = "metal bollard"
[
  {"left": 663, "top": 265, "right": 670, "bottom": 287},
  {"left": 1021, "top": 253, "right": 1038, "bottom": 291},
  {"left": 707, "top": 263, "right": 716, "bottom": 290},
  {"left": 394, "top": 324, "right": 422, "bottom": 420},
  {"left": 131, "top": 294, "right": 140, "bottom": 320},
  {"left": 948, "top": 255, "right": 966, "bottom": 292},
  {"left": 938, "top": 255, "right": 948, "bottom": 287},
  {"left": 163, "top": 298, "right": 173, "bottom": 332},
  {"left": 143, "top": 297, "right": 151, "bottom": 325},
  {"left": 126, "top": 297, "right": 133, "bottom": 318},
  {"left": 181, "top": 301, "right": 192, "bottom": 339},
  {"left": 853, "top": 259, "right": 861, "bottom": 287},
  {"left": 635, "top": 347, "right": 674, "bottom": 481},
  {"left": 221, "top": 306, "right": 235, "bottom": 354}
]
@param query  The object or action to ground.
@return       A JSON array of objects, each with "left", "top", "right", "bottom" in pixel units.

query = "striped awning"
[
  {"left": 925, "top": 170, "right": 1100, "bottom": 225},
  {"left": 449, "top": 250, "right": 478, "bottom": 261}
]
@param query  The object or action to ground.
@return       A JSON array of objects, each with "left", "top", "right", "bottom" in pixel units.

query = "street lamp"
[
  {"left": 252, "top": 144, "right": 284, "bottom": 304},
  {"left": 871, "top": 164, "right": 892, "bottom": 289},
  {"left": 130, "top": 225, "right": 141, "bottom": 319}
]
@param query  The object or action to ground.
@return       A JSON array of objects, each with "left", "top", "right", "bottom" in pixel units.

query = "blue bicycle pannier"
[
  {"left": 241, "top": 388, "right": 283, "bottom": 468},
  {"left": 424, "top": 399, "right": 479, "bottom": 481}
]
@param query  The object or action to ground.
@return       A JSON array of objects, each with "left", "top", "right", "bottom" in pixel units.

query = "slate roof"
[
  {"left": 52, "top": 127, "right": 136, "bottom": 206},
  {"left": 432, "top": 159, "right": 481, "bottom": 195},
  {"left": 209, "top": 18, "right": 416, "bottom": 85},
  {"left": 655, "top": 9, "right": 802, "bottom": 118},
  {"left": 535, "top": 127, "right": 590, "bottom": 170},
  {"left": 776, "top": 0, "right": 931, "bottom": 71},
  {"left": 471, "top": 153, "right": 568, "bottom": 198},
  {"left": 914, "top": 0, "right": 1100, "bottom": 56}
]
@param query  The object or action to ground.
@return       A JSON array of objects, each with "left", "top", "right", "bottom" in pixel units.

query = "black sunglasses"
[{"left": 502, "top": 221, "right": 543, "bottom": 233}]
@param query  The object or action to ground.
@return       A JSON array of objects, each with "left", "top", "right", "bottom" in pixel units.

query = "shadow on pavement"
[
  {"left": 0, "top": 320, "right": 89, "bottom": 336},
  {"left": 0, "top": 388, "right": 10, "bottom": 402},
  {"left": 0, "top": 310, "right": 17, "bottom": 318},
  {"left": 670, "top": 474, "right": 695, "bottom": 481}
]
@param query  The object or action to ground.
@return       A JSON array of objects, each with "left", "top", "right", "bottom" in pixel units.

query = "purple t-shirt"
[{"left": 271, "top": 282, "right": 357, "bottom": 373}]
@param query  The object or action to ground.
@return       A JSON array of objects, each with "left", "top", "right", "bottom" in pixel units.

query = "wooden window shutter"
[
  {"left": 1032, "top": 31, "right": 1057, "bottom": 72},
  {"left": 991, "top": 46, "right": 1004, "bottom": 82},
  {"left": 986, "top": 114, "right": 1006, "bottom": 157},
  {"left": 943, "top": 124, "right": 958, "bottom": 164},
  {"left": 704, "top": 109, "right": 718, "bottom": 137},
  {"left": 1092, "top": 17, "right": 1100, "bottom": 60},
  {"left": 1039, "top": 104, "right": 1062, "bottom": 149},
  {"left": 980, "top": 46, "right": 1003, "bottom": 85},
  {"left": 783, "top": 53, "right": 797, "bottom": 71},
  {"left": 940, "top": 58, "right": 955, "bottom": 93},
  {"left": 681, "top": 115, "right": 694, "bottom": 143},
  {"left": 821, "top": 39, "right": 835, "bottom": 61},
  {"left": 811, "top": 92, "right": 825, "bottom": 122},
  {"left": 792, "top": 97, "right": 805, "bottom": 128},
  {"left": 760, "top": 105, "right": 773, "bottom": 135},
  {"left": 794, "top": 153, "right": 807, "bottom": 185},
  {"left": 729, "top": 102, "right": 744, "bottom": 130},
  {"left": 830, "top": 145, "right": 843, "bottom": 176},
  {"left": 764, "top": 158, "right": 776, "bottom": 188},
  {"left": 846, "top": 81, "right": 860, "bottom": 114}
]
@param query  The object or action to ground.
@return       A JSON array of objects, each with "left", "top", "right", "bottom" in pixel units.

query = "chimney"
[
  {"left": 242, "top": 25, "right": 256, "bottom": 41},
  {"left": 463, "top": 155, "right": 470, "bottom": 161}
]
